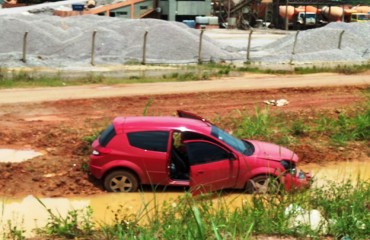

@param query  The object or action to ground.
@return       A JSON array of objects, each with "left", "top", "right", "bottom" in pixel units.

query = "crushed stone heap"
[
  {"left": 0, "top": 13, "right": 369, "bottom": 68},
  {"left": 0, "top": 14, "right": 243, "bottom": 67},
  {"left": 253, "top": 22, "right": 370, "bottom": 65}
]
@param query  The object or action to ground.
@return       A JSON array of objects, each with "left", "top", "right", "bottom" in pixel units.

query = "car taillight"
[{"left": 92, "top": 147, "right": 111, "bottom": 155}]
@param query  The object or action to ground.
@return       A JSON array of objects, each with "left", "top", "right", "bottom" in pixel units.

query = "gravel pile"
[
  {"left": 252, "top": 22, "right": 370, "bottom": 65},
  {"left": 0, "top": 12, "right": 369, "bottom": 68},
  {"left": 0, "top": 14, "right": 243, "bottom": 67}
]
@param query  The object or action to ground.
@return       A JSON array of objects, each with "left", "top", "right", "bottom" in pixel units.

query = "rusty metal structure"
[
  {"left": 272, "top": 0, "right": 369, "bottom": 29},
  {"left": 213, "top": 0, "right": 368, "bottom": 29},
  {"left": 212, "top": 0, "right": 271, "bottom": 29}
]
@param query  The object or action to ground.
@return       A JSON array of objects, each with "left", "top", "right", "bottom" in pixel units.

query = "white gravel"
[
  {"left": 0, "top": 11, "right": 369, "bottom": 68},
  {"left": 0, "top": 14, "right": 243, "bottom": 67},
  {"left": 252, "top": 22, "right": 370, "bottom": 65}
]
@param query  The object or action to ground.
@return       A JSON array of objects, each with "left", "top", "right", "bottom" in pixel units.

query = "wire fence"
[{"left": 12, "top": 28, "right": 349, "bottom": 66}]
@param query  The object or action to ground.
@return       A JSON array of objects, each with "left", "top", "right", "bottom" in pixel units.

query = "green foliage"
[
  {"left": 310, "top": 181, "right": 370, "bottom": 239},
  {"left": 294, "top": 63, "right": 370, "bottom": 75},
  {"left": 83, "top": 73, "right": 104, "bottom": 83},
  {"left": 82, "top": 131, "right": 100, "bottom": 145},
  {"left": 177, "top": 72, "right": 198, "bottom": 81},
  {"left": 289, "top": 119, "right": 309, "bottom": 136},
  {"left": 4, "top": 220, "right": 26, "bottom": 240},
  {"left": 98, "top": 205, "right": 141, "bottom": 239},
  {"left": 80, "top": 160, "right": 90, "bottom": 173},
  {"left": 0, "top": 67, "right": 6, "bottom": 81},
  {"left": 143, "top": 98, "right": 153, "bottom": 116},
  {"left": 36, "top": 197, "right": 94, "bottom": 238},
  {"left": 236, "top": 63, "right": 370, "bottom": 75},
  {"left": 27, "top": 181, "right": 370, "bottom": 239},
  {"left": 235, "top": 108, "right": 273, "bottom": 140},
  {"left": 1, "top": 63, "right": 369, "bottom": 89},
  {"left": 329, "top": 110, "right": 370, "bottom": 146},
  {"left": 230, "top": 100, "right": 369, "bottom": 147}
]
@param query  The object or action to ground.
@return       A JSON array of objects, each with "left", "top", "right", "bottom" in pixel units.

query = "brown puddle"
[
  {"left": 302, "top": 160, "right": 370, "bottom": 187},
  {"left": 0, "top": 149, "right": 42, "bottom": 163},
  {"left": 1, "top": 160, "right": 369, "bottom": 237}
]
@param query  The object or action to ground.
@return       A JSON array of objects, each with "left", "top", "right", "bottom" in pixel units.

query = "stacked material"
[
  {"left": 0, "top": 11, "right": 369, "bottom": 67},
  {"left": 252, "top": 22, "right": 370, "bottom": 64},
  {"left": 0, "top": 14, "right": 243, "bottom": 67}
]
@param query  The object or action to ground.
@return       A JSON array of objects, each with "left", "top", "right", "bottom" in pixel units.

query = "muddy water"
[
  {"left": 303, "top": 160, "right": 370, "bottom": 187},
  {"left": 1, "top": 160, "right": 368, "bottom": 237},
  {"left": 0, "top": 149, "right": 42, "bottom": 163},
  {"left": 0, "top": 192, "right": 249, "bottom": 237}
]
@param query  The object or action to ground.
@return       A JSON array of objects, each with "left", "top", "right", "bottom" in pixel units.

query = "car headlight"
[{"left": 280, "top": 160, "right": 296, "bottom": 174}]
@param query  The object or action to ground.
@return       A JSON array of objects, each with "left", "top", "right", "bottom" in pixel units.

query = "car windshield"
[
  {"left": 211, "top": 125, "right": 254, "bottom": 156},
  {"left": 303, "top": 13, "right": 315, "bottom": 18},
  {"left": 357, "top": 15, "right": 367, "bottom": 20}
]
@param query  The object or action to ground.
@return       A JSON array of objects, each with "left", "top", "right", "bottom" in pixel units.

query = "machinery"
[{"left": 278, "top": 5, "right": 319, "bottom": 29}]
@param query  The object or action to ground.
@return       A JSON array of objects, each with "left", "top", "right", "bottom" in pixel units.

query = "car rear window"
[
  {"left": 99, "top": 124, "right": 116, "bottom": 147},
  {"left": 127, "top": 131, "right": 169, "bottom": 152}
]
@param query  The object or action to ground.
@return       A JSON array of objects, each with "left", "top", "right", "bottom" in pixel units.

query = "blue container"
[
  {"left": 72, "top": 4, "right": 84, "bottom": 11},
  {"left": 182, "top": 20, "right": 196, "bottom": 28}
]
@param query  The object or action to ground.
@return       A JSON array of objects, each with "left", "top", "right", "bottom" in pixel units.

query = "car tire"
[
  {"left": 104, "top": 170, "right": 139, "bottom": 192},
  {"left": 245, "top": 175, "right": 280, "bottom": 194}
]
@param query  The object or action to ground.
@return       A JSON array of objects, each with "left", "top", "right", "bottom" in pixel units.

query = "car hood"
[{"left": 247, "top": 140, "right": 298, "bottom": 162}]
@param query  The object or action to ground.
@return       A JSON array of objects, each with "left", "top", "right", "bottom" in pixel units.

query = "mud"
[{"left": 0, "top": 72, "right": 369, "bottom": 198}]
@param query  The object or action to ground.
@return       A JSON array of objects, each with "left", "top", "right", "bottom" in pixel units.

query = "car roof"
[{"left": 113, "top": 116, "right": 212, "bottom": 134}]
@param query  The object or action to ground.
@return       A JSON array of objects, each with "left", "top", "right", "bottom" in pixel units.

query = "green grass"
[
  {"left": 294, "top": 63, "right": 370, "bottom": 75},
  {"left": 1, "top": 62, "right": 369, "bottom": 89},
  {"left": 35, "top": 197, "right": 94, "bottom": 239},
  {"left": 0, "top": 65, "right": 229, "bottom": 89},
  {"left": 237, "top": 62, "right": 370, "bottom": 75},
  {"left": 230, "top": 99, "right": 369, "bottom": 147}
]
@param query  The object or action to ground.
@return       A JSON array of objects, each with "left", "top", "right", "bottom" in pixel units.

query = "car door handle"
[{"left": 197, "top": 171, "right": 204, "bottom": 174}]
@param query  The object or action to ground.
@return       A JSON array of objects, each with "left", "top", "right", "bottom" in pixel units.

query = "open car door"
[
  {"left": 185, "top": 140, "right": 238, "bottom": 196},
  {"left": 177, "top": 110, "right": 213, "bottom": 125}
]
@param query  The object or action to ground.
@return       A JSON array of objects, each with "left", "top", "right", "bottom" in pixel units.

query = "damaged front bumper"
[{"left": 283, "top": 170, "right": 312, "bottom": 192}]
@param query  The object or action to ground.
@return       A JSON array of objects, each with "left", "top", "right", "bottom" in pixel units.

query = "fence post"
[
  {"left": 338, "top": 30, "right": 345, "bottom": 49},
  {"left": 290, "top": 30, "right": 300, "bottom": 64},
  {"left": 91, "top": 30, "right": 97, "bottom": 66},
  {"left": 246, "top": 29, "right": 253, "bottom": 63},
  {"left": 22, "top": 32, "right": 28, "bottom": 63},
  {"left": 285, "top": 3, "right": 289, "bottom": 31},
  {"left": 142, "top": 31, "right": 148, "bottom": 65},
  {"left": 198, "top": 29, "right": 205, "bottom": 64}
]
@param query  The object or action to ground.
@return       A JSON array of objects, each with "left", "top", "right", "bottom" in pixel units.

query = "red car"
[{"left": 89, "top": 110, "right": 311, "bottom": 195}]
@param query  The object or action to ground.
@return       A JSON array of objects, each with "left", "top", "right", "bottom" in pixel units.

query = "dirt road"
[
  {"left": 0, "top": 72, "right": 369, "bottom": 197},
  {"left": 0, "top": 72, "right": 369, "bottom": 104}
]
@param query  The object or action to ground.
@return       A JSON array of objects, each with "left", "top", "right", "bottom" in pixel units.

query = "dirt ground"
[{"left": 0, "top": 72, "right": 369, "bottom": 198}]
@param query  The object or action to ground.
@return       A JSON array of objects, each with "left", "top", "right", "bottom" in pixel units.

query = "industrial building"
[{"left": 1, "top": 0, "right": 369, "bottom": 29}]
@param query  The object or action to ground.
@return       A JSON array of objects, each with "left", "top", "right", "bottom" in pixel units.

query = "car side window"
[
  {"left": 127, "top": 131, "right": 169, "bottom": 152},
  {"left": 187, "top": 142, "right": 230, "bottom": 165}
]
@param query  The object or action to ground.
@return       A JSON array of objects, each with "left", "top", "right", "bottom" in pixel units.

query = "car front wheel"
[
  {"left": 104, "top": 170, "right": 139, "bottom": 192},
  {"left": 245, "top": 175, "right": 280, "bottom": 194}
]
